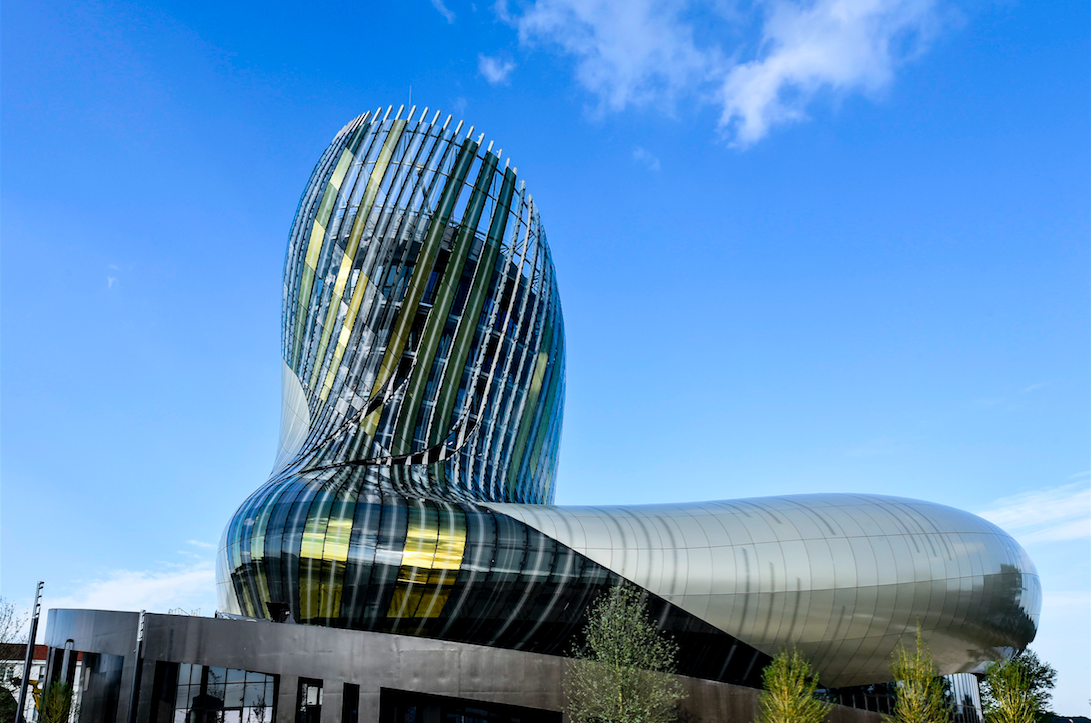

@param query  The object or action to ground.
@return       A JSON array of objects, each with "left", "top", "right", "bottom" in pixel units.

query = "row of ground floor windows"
[
  {"left": 150, "top": 663, "right": 555, "bottom": 723},
  {"left": 153, "top": 663, "right": 275, "bottom": 723}
]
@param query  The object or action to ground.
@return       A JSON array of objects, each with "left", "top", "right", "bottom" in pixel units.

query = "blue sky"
[{"left": 2, "top": 0, "right": 1087, "bottom": 712}]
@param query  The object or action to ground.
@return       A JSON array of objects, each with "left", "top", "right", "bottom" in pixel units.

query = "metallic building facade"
[
  {"left": 490, "top": 495, "right": 1040, "bottom": 687},
  {"left": 219, "top": 106, "right": 1040, "bottom": 689}
]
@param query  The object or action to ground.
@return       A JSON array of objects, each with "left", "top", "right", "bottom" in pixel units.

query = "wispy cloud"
[
  {"left": 719, "top": 0, "right": 938, "bottom": 146},
  {"left": 632, "top": 146, "right": 661, "bottom": 171},
  {"left": 39, "top": 562, "right": 216, "bottom": 641},
  {"left": 977, "top": 481, "right": 1091, "bottom": 545},
  {"left": 34, "top": 539, "right": 220, "bottom": 641},
  {"left": 431, "top": 0, "right": 456, "bottom": 23},
  {"left": 478, "top": 54, "right": 516, "bottom": 84},
  {"left": 502, "top": 0, "right": 943, "bottom": 146},
  {"left": 511, "top": 0, "right": 713, "bottom": 112}
]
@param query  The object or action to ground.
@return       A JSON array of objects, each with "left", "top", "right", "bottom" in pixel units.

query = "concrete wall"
[{"left": 45, "top": 609, "right": 882, "bottom": 723}]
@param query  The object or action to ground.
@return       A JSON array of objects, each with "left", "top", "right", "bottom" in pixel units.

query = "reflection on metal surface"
[
  {"left": 221, "top": 469, "right": 771, "bottom": 686},
  {"left": 218, "top": 106, "right": 1040, "bottom": 691},
  {"left": 488, "top": 493, "right": 1040, "bottom": 686}
]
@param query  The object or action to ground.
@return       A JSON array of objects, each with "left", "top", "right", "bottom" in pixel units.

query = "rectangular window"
[
  {"left": 151, "top": 661, "right": 276, "bottom": 723},
  {"left": 297, "top": 678, "right": 323, "bottom": 723},
  {"left": 342, "top": 683, "right": 360, "bottom": 723}
]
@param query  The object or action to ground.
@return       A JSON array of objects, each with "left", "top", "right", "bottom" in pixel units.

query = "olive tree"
[
  {"left": 564, "top": 585, "right": 685, "bottom": 723},
  {"left": 755, "top": 649, "right": 831, "bottom": 723}
]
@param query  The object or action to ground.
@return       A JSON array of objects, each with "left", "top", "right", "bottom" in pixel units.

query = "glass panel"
[
  {"left": 207, "top": 667, "right": 227, "bottom": 702},
  {"left": 225, "top": 682, "right": 245, "bottom": 708},
  {"left": 175, "top": 683, "right": 194, "bottom": 710},
  {"left": 243, "top": 680, "right": 270, "bottom": 708},
  {"left": 176, "top": 663, "right": 192, "bottom": 686}
]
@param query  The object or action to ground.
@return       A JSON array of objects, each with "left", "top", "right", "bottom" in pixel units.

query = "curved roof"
[{"left": 489, "top": 493, "right": 1040, "bottom": 686}]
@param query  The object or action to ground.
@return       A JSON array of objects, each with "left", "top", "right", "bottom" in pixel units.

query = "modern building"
[{"left": 44, "top": 106, "right": 1040, "bottom": 723}]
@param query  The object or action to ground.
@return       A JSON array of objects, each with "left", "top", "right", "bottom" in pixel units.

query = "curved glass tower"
[
  {"left": 271, "top": 108, "right": 564, "bottom": 502},
  {"left": 219, "top": 106, "right": 1040, "bottom": 689}
]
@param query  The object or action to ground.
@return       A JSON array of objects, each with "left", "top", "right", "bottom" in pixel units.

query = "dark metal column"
[
  {"left": 15, "top": 581, "right": 43, "bottom": 723},
  {"left": 125, "top": 611, "right": 145, "bottom": 723}
]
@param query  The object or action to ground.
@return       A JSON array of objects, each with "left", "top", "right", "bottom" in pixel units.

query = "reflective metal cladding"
[
  {"left": 489, "top": 494, "right": 1040, "bottom": 686},
  {"left": 218, "top": 106, "right": 1040, "bottom": 689}
]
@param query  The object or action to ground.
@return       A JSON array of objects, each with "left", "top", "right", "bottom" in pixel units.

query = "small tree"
[
  {"left": 755, "top": 649, "right": 831, "bottom": 723},
  {"left": 981, "top": 649, "right": 1056, "bottom": 723},
  {"left": 0, "top": 687, "right": 17, "bottom": 723},
  {"left": 564, "top": 585, "right": 685, "bottom": 723},
  {"left": 37, "top": 681, "right": 78, "bottom": 723},
  {"left": 0, "top": 597, "right": 28, "bottom": 700},
  {"left": 0, "top": 597, "right": 28, "bottom": 723},
  {"left": 0, "top": 599, "right": 28, "bottom": 649},
  {"left": 885, "top": 630, "right": 949, "bottom": 723}
]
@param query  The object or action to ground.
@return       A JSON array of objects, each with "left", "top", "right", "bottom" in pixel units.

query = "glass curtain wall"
[{"left": 152, "top": 662, "right": 276, "bottom": 723}]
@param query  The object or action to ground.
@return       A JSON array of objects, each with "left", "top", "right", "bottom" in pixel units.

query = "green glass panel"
[
  {"left": 506, "top": 316, "right": 555, "bottom": 499},
  {"left": 428, "top": 166, "right": 517, "bottom": 449},
  {"left": 369, "top": 138, "right": 478, "bottom": 400}
]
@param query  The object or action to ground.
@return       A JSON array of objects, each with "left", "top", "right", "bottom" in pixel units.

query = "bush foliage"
[{"left": 563, "top": 585, "right": 685, "bottom": 723}]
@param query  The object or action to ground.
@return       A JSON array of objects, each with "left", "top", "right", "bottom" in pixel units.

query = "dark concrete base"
[{"left": 45, "top": 608, "right": 881, "bottom": 723}]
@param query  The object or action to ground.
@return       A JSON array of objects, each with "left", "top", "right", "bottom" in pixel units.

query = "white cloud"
[
  {"left": 1017, "top": 517, "right": 1089, "bottom": 545},
  {"left": 503, "top": 0, "right": 942, "bottom": 146},
  {"left": 38, "top": 562, "right": 217, "bottom": 640},
  {"left": 719, "top": 0, "right": 938, "bottom": 146},
  {"left": 431, "top": 0, "right": 456, "bottom": 23},
  {"left": 632, "top": 146, "right": 661, "bottom": 171},
  {"left": 977, "top": 481, "right": 1091, "bottom": 545},
  {"left": 478, "top": 54, "right": 517, "bottom": 84},
  {"left": 513, "top": 0, "right": 714, "bottom": 112},
  {"left": 187, "top": 539, "right": 215, "bottom": 549}
]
